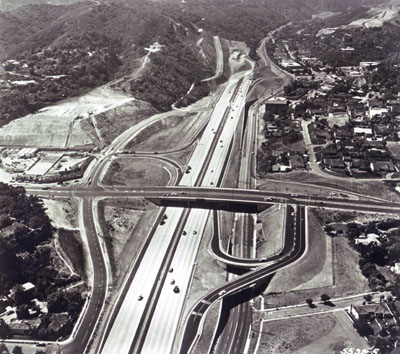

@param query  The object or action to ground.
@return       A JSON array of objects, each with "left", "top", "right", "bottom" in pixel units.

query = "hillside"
[
  {"left": 0, "top": 0, "right": 80, "bottom": 12},
  {"left": 0, "top": 1, "right": 216, "bottom": 121},
  {"left": 0, "top": 0, "right": 391, "bottom": 123}
]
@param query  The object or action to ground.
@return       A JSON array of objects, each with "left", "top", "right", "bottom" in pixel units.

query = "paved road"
[{"left": 178, "top": 206, "right": 306, "bottom": 354}]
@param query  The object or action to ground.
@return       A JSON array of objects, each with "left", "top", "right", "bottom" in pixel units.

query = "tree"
[
  {"left": 12, "top": 346, "right": 23, "bottom": 354},
  {"left": 0, "top": 319, "right": 11, "bottom": 339},
  {"left": 354, "top": 319, "right": 374, "bottom": 337},
  {"left": 364, "top": 294, "right": 373, "bottom": 303},
  {"left": 306, "top": 298, "right": 313, "bottom": 307},
  {"left": 321, "top": 294, "right": 330, "bottom": 304}
]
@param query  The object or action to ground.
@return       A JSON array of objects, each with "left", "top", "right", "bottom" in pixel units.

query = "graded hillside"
[
  {"left": 0, "top": 87, "right": 157, "bottom": 149},
  {"left": 0, "top": 0, "right": 80, "bottom": 12}
]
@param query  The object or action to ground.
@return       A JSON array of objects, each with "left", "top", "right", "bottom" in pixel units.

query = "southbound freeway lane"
[
  {"left": 178, "top": 206, "right": 307, "bottom": 354},
  {"left": 62, "top": 198, "right": 107, "bottom": 354}
]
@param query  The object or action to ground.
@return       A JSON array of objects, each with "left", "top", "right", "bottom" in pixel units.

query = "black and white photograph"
[{"left": 0, "top": 0, "right": 400, "bottom": 353}]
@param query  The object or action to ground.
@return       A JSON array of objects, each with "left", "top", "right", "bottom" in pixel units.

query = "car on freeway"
[
  {"left": 42, "top": 187, "right": 50, "bottom": 190},
  {"left": 173, "top": 286, "right": 180, "bottom": 293},
  {"left": 138, "top": 295, "right": 144, "bottom": 301},
  {"left": 170, "top": 192, "right": 178, "bottom": 196},
  {"left": 218, "top": 290, "right": 227, "bottom": 296}
]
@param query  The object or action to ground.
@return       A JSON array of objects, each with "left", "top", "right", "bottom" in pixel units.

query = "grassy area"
[
  {"left": 102, "top": 157, "right": 175, "bottom": 187},
  {"left": 313, "top": 208, "right": 400, "bottom": 225},
  {"left": 251, "top": 311, "right": 367, "bottom": 354},
  {"left": 174, "top": 213, "right": 227, "bottom": 354},
  {"left": 57, "top": 228, "right": 86, "bottom": 280},
  {"left": 259, "top": 170, "right": 400, "bottom": 201},
  {"left": 221, "top": 109, "right": 242, "bottom": 189},
  {"left": 257, "top": 204, "right": 284, "bottom": 258},
  {"left": 254, "top": 313, "right": 337, "bottom": 353},
  {"left": 266, "top": 210, "right": 332, "bottom": 293},
  {"left": 263, "top": 209, "right": 370, "bottom": 308},
  {"left": 126, "top": 111, "right": 208, "bottom": 152},
  {"left": 166, "top": 148, "right": 195, "bottom": 168},
  {"left": 220, "top": 211, "right": 235, "bottom": 252}
]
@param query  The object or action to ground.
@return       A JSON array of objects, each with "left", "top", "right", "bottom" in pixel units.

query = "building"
[{"left": 350, "top": 303, "right": 389, "bottom": 321}]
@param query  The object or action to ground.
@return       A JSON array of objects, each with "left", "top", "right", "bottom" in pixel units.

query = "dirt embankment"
[
  {"left": 97, "top": 198, "right": 159, "bottom": 281},
  {"left": 95, "top": 99, "right": 157, "bottom": 147},
  {"left": 126, "top": 111, "right": 207, "bottom": 152}
]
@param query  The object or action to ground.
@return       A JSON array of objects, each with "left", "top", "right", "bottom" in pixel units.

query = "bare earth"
[{"left": 257, "top": 204, "right": 285, "bottom": 258}]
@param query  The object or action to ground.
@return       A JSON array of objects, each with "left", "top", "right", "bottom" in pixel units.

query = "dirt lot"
[
  {"left": 126, "top": 111, "right": 209, "bottom": 152},
  {"left": 102, "top": 157, "right": 176, "bottom": 187},
  {"left": 42, "top": 197, "right": 79, "bottom": 229},
  {"left": 257, "top": 204, "right": 284, "bottom": 258},
  {"left": 253, "top": 311, "right": 367, "bottom": 354}
]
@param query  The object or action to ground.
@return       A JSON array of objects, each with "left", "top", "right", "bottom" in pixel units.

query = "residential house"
[
  {"left": 387, "top": 100, "right": 400, "bottom": 114},
  {"left": 9, "top": 321, "right": 31, "bottom": 336},
  {"left": 265, "top": 98, "right": 289, "bottom": 115},
  {"left": 323, "top": 157, "right": 344, "bottom": 169},
  {"left": 370, "top": 160, "right": 396, "bottom": 174},
  {"left": 354, "top": 126, "right": 373, "bottom": 138},
  {"left": 350, "top": 303, "right": 389, "bottom": 322}
]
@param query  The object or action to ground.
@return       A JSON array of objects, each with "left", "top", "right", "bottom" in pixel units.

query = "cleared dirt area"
[
  {"left": 126, "top": 111, "right": 208, "bottom": 152},
  {"left": 0, "top": 86, "right": 142, "bottom": 149},
  {"left": 253, "top": 311, "right": 367, "bottom": 354},
  {"left": 42, "top": 197, "right": 79, "bottom": 229},
  {"left": 102, "top": 157, "right": 176, "bottom": 187},
  {"left": 94, "top": 98, "right": 157, "bottom": 148},
  {"left": 266, "top": 210, "right": 333, "bottom": 293},
  {"left": 98, "top": 198, "right": 159, "bottom": 279},
  {"left": 257, "top": 204, "right": 285, "bottom": 258},
  {"left": 174, "top": 213, "right": 227, "bottom": 354}
]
